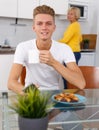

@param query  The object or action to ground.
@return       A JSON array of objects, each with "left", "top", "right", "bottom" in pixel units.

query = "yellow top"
[{"left": 59, "top": 21, "right": 82, "bottom": 52}]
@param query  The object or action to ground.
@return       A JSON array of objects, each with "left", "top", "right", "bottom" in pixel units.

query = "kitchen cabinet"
[
  {"left": 40, "top": 0, "right": 69, "bottom": 15},
  {"left": 0, "top": 54, "right": 14, "bottom": 91},
  {"left": 0, "top": 0, "right": 17, "bottom": 18},
  {"left": 18, "top": 0, "right": 39, "bottom": 19},
  {"left": 18, "top": 0, "right": 69, "bottom": 19},
  {"left": 0, "top": 0, "right": 39, "bottom": 19},
  {"left": 78, "top": 52, "right": 96, "bottom": 66},
  {"left": 0, "top": 0, "right": 69, "bottom": 19}
]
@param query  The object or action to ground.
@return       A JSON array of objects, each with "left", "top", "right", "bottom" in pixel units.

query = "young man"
[{"left": 7, "top": 5, "right": 85, "bottom": 94}]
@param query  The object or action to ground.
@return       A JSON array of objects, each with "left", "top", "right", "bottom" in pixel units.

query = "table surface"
[{"left": 1, "top": 89, "right": 99, "bottom": 130}]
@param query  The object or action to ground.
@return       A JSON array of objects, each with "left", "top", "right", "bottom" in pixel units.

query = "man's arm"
[
  {"left": 7, "top": 63, "right": 24, "bottom": 94},
  {"left": 39, "top": 50, "right": 86, "bottom": 89},
  {"left": 52, "top": 61, "right": 86, "bottom": 89}
]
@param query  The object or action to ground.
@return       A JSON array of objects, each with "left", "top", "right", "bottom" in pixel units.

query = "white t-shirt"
[{"left": 14, "top": 39, "right": 75, "bottom": 90}]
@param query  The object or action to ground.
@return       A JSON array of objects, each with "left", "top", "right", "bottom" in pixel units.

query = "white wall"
[{"left": 0, "top": 18, "right": 35, "bottom": 47}]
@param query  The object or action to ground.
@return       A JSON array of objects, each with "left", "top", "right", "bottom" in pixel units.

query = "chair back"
[{"left": 67, "top": 66, "right": 99, "bottom": 89}]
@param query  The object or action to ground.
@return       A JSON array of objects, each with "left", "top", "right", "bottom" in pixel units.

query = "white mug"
[{"left": 29, "top": 50, "right": 39, "bottom": 64}]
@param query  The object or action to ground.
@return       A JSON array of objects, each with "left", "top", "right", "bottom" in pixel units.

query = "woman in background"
[{"left": 59, "top": 7, "right": 82, "bottom": 64}]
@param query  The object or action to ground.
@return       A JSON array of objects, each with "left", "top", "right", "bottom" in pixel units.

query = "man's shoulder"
[
  {"left": 16, "top": 39, "right": 35, "bottom": 49},
  {"left": 15, "top": 39, "right": 36, "bottom": 53},
  {"left": 19, "top": 39, "right": 35, "bottom": 46}
]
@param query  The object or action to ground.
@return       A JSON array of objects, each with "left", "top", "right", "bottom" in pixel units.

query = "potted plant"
[
  {"left": 9, "top": 84, "right": 54, "bottom": 130},
  {"left": 83, "top": 39, "right": 90, "bottom": 49}
]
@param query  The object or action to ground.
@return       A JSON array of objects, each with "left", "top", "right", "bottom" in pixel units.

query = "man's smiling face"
[{"left": 33, "top": 14, "right": 56, "bottom": 41}]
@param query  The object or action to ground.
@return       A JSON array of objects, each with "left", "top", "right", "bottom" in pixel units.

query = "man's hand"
[{"left": 39, "top": 50, "right": 55, "bottom": 66}]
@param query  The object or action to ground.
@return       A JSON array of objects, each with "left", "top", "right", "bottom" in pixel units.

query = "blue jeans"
[{"left": 74, "top": 52, "right": 81, "bottom": 65}]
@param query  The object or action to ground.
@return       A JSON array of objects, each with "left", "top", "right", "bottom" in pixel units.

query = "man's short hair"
[{"left": 33, "top": 5, "right": 55, "bottom": 19}]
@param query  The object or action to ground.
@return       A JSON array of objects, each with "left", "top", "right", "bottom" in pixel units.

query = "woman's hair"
[
  {"left": 33, "top": 5, "right": 55, "bottom": 19},
  {"left": 68, "top": 7, "right": 81, "bottom": 20}
]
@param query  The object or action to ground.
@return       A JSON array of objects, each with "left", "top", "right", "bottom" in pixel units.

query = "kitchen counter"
[
  {"left": 0, "top": 47, "right": 15, "bottom": 54},
  {"left": 81, "top": 49, "right": 95, "bottom": 53},
  {"left": 0, "top": 48, "right": 95, "bottom": 54}
]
